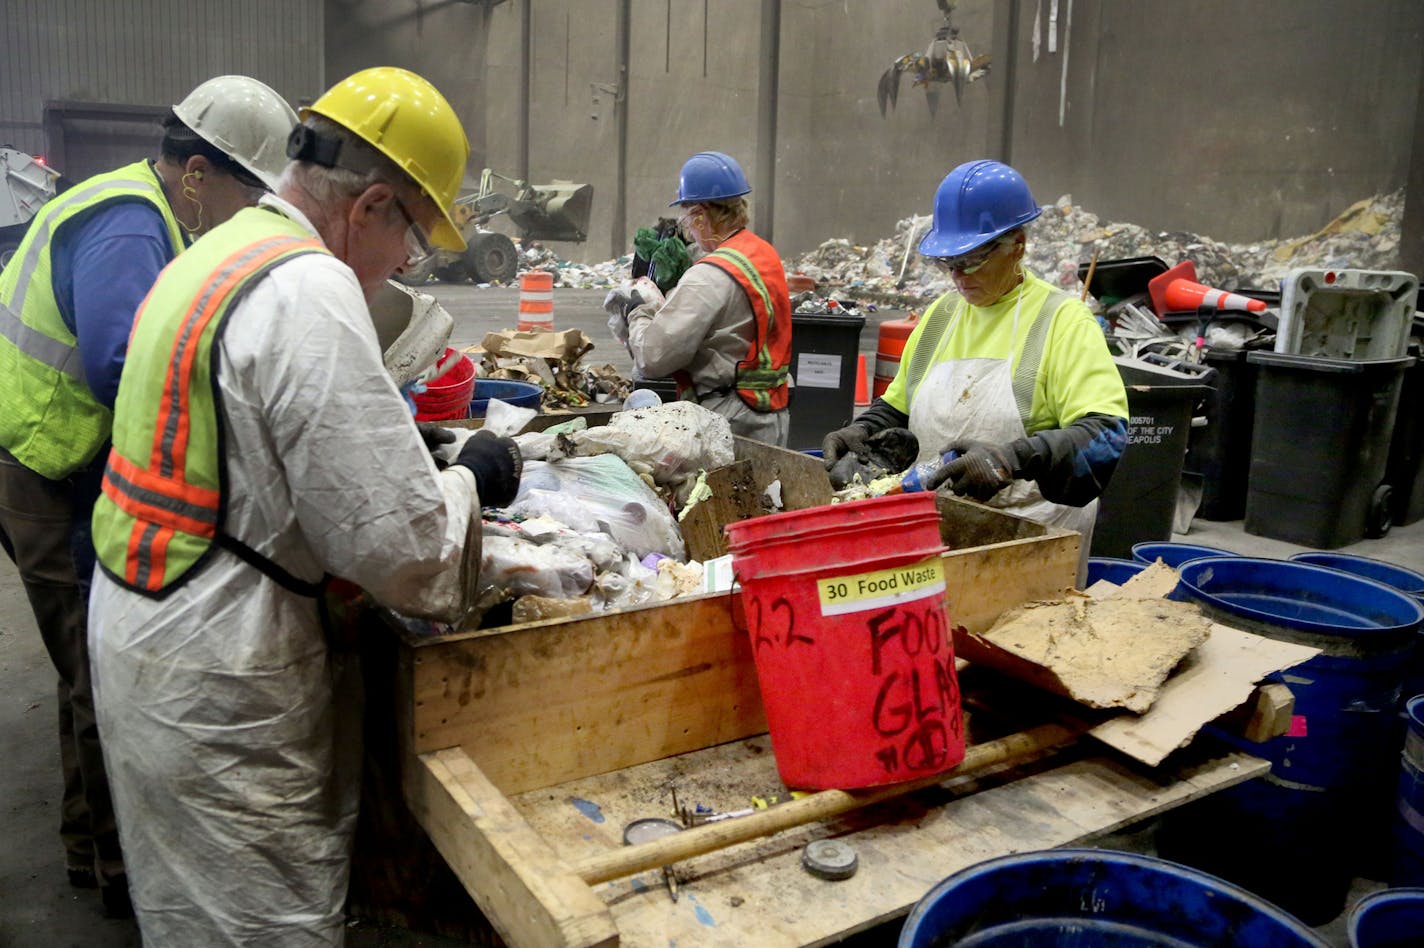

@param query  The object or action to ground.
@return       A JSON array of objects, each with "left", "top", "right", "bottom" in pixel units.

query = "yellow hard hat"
[{"left": 303, "top": 67, "right": 470, "bottom": 251}]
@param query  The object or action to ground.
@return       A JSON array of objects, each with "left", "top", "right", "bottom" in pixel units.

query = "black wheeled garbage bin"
[
  {"left": 1184, "top": 347, "right": 1260, "bottom": 521},
  {"left": 1386, "top": 336, "right": 1424, "bottom": 526},
  {"left": 1245, "top": 351, "right": 1412, "bottom": 548},
  {"left": 1091, "top": 357, "right": 1214, "bottom": 559},
  {"left": 787, "top": 313, "right": 866, "bottom": 451}
]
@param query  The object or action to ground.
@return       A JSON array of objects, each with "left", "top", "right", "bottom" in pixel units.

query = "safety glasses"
[
  {"left": 931, "top": 237, "right": 1011, "bottom": 275},
  {"left": 393, "top": 196, "right": 434, "bottom": 268}
]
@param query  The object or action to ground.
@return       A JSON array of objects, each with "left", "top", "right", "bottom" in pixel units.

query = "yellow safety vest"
[
  {"left": 92, "top": 206, "right": 327, "bottom": 595},
  {"left": 0, "top": 160, "right": 186, "bottom": 479}
]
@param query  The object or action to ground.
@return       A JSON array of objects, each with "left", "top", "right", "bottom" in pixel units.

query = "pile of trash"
[
  {"left": 515, "top": 240, "right": 636, "bottom": 288},
  {"left": 471, "top": 327, "right": 634, "bottom": 409},
  {"left": 506, "top": 189, "right": 1404, "bottom": 304},
  {"left": 787, "top": 190, "right": 1406, "bottom": 306},
  {"left": 459, "top": 401, "right": 746, "bottom": 628}
]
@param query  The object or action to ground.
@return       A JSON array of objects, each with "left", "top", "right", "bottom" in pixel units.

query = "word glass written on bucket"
[
  {"left": 726, "top": 492, "right": 965, "bottom": 790},
  {"left": 817, "top": 559, "right": 963, "bottom": 779}
]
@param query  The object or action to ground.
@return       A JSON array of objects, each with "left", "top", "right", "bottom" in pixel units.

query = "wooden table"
[{"left": 362, "top": 444, "right": 1269, "bottom": 947}]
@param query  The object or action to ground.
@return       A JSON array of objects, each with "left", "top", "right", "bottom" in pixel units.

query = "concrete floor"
[{"left": 0, "top": 283, "right": 1417, "bottom": 945}]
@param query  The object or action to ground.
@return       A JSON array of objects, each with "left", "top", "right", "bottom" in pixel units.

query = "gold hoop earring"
[{"left": 180, "top": 171, "right": 204, "bottom": 234}]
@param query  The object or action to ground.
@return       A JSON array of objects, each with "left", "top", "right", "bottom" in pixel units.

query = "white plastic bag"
[
  {"left": 560, "top": 401, "right": 734, "bottom": 488},
  {"left": 507, "top": 455, "right": 686, "bottom": 560},
  {"left": 603, "top": 276, "right": 666, "bottom": 346},
  {"left": 479, "top": 535, "right": 594, "bottom": 600}
]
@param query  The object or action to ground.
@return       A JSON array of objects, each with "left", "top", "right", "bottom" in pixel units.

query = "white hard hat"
[{"left": 173, "top": 75, "right": 298, "bottom": 191}]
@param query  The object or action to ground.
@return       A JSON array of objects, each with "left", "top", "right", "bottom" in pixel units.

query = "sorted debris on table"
[
  {"left": 471, "top": 328, "right": 633, "bottom": 408},
  {"left": 552, "top": 401, "right": 736, "bottom": 507},
  {"left": 826, "top": 427, "right": 920, "bottom": 491}
]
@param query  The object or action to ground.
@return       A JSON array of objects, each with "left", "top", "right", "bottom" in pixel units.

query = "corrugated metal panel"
[{"left": 0, "top": 0, "right": 321, "bottom": 166}]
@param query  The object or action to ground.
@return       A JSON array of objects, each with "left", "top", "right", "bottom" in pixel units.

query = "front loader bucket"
[{"left": 509, "top": 181, "right": 593, "bottom": 243}]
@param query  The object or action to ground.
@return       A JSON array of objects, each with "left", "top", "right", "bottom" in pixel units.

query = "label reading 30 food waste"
[{"left": 817, "top": 557, "right": 946, "bottom": 616}]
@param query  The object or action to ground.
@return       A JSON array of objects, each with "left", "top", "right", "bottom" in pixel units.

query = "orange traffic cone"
[
  {"left": 854, "top": 353, "right": 871, "bottom": 407},
  {"left": 1148, "top": 260, "right": 1266, "bottom": 316},
  {"left": 517, "top": 270, "right": 554, "bottom": 331}
]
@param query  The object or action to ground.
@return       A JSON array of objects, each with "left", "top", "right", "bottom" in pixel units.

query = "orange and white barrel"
[
  {"left": 517, "top": 270, "right": 554, "bottom": 332},
  {"left": 873, "top": 313, "right": 919, "bottom": 398}
]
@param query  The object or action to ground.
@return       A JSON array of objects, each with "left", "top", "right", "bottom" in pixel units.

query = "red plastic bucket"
[
  {"left": 725, "top": 492, "right": 963, "bottom": 789},
  {"left": 413, "top": 348, "right": 476, "bottom": 421}
]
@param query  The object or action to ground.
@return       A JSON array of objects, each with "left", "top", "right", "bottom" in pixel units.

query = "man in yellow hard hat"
[
  {"left": 87, "top": 67, "right": 520, "bottom": 944},
  {"left": 0, "top": 74, "right": 296, "bottom": 919}
]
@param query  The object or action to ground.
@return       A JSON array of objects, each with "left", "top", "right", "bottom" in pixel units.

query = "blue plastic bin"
[
  {"left": 1131, "top": 541, "right": 1236, "bottom": 570},
  {"left": 898, "top": 849, "right": 1327, "bottom": 947},
  {"left": 470, "top": 379, "right": 542, "bottom": 417}
]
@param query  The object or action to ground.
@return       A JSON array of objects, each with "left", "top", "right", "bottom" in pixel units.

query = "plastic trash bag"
[
  {"left": 479, "top": 534, "right": 595, "bottom": 600},
  {"left": 558, "top": 401, "right": 734, "bottom": 489},
  {"left": 603, "top": 276, "right": 666, "bottom": 346},
  {"left": 507, "top": 455, "right": 686, "bottom": 560}
]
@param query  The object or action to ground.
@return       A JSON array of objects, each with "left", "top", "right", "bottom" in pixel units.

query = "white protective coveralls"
[
  {"left": 627, "top": 263, "right": 790, "bottom": 446},
  {"left": 89, "top": 195, "right": 482, "bottom": 946}
]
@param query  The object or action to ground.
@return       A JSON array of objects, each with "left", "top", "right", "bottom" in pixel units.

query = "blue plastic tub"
[
  {"left": 1160, "top": 557, "right": 1424, "bottom": 923},
  {"left": 1289, "top": 552, "right": 1424, "bottom": 705},
  {"left": 1173, "top": 556, "right": 1424, "bottom": 637},
  {"left": 1131, "top": 541, "right": 1236, "bottom": 569},
  {"left": 470, "top": 379, "right": 542, "bottom": 417},
  {"left": 1347, "top": 887, "right": 1424, "bottom": 948},
  {"left": 1085, "top": 557, "right": 1147, "bottom": 588},
  {"left": 1394, "top": 695, "right": 1424, "bottom": 886},
  {"left": 898, "top": 849, "right": 1328, "bottom": 947},
  {"left": 1288, "top": 552, "right": 1424, "bottom": 599}
]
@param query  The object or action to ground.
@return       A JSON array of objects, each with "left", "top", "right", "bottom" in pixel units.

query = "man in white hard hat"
[{"left": 0, "top": 74, "right": 296, "bottom": 918}]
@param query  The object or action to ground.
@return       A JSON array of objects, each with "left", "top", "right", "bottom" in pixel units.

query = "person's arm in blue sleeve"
[
  {"left": 1002, "top": 413, "right": 1128, "bottom": 506},
  {"left": 60, "top": 203, "right": 176, "bottom": 408}
]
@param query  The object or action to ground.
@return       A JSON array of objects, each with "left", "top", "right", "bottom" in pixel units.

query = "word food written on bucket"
[{"left": 748, "top": 556, "right": 963, "bottom": 780}]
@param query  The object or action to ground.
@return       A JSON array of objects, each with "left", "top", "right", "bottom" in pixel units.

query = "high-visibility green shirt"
[{"left": 882, "top": 270, "right": 1128, "bottom": 430}]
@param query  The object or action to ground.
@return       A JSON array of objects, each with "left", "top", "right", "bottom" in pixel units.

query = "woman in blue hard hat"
[
  {"left": 625, "top": 151, "right": 792, "bottom": 445},
  {"left": 822, "top": 160, "right": 1128, "bottom": 566}
]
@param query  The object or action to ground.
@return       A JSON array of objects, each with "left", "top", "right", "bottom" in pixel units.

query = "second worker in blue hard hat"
[
  {"left": 625, "top": 151, "right": 792, "bottom": 446},
  {"left": 822, "top": 160, "right": 1128, "bottom": 577}
]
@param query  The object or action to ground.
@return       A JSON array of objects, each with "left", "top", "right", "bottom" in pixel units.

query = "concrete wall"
[
  {"left": 1, "top": 0, "right": 320, "bottom": 178},
  {"left": 1005, "top": 0, "right": 1424, "bottom": 243},
  {"left": 5, "top": 1, "right": 1418, "bottom": 256}
]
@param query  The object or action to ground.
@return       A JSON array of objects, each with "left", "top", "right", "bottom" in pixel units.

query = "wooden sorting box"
[{"left": 363, "top": 440, "right": 1267, "bottom": 947}]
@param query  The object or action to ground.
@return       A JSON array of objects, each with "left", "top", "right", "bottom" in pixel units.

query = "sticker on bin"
[{"left": 817, "top": 557, "right": 945, "bottom": 616}]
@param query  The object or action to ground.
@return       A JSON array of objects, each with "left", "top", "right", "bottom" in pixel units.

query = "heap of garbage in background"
[{"left": 513, "top": 190, "right": 1404, "bottom": 303}]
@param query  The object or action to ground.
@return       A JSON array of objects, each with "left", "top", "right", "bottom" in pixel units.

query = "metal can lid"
[
  {"left": 802, "top": 839, "right": 859, "bottom": 880},
  {"left": 622, "top": 817, "right": 683, "bottom": 847}
]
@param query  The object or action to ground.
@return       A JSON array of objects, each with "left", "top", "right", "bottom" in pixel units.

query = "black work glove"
[
  {"left": 924, "top": 439, "right": 1017, "bottom": 501},
  {"left": 452, "top": 430, "right": 523, "bottom": 507},
  {"left": 821, "top": 424, "right": 872, "bottom": 468},
  {"left": 416, "top": 422, "right": 457, "bottom": 453}
]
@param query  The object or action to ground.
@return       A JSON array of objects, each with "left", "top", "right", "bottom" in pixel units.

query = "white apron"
[{"left": 908, "top": 294, "right": 1096, "bottom": 578}]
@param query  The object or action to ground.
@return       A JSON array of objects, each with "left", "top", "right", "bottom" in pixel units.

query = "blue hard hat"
[
  {"left": 918, "top": 160, "right": 1042, "bottom": 258},
  {"left": 670, "top": 151, "right": 752, "bottom": 206}
]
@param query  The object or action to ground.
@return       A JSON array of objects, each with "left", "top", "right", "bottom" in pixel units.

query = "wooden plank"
[
  {"left": 572, "top": 723, "right": 1082, "bottom": 883},
  {"left": 404, "top": 512, "right": 1078, "bottom": 795},
  {"left": 508, "top": 740, "right": 1267, "bottom": 948},
  {"left": 404, "top": 748, "right": 617, "bottom": 948},
  {"left": 942, "top": 532, "right": 1078, "bottom": 635},
  {"left": 408, "top": 593, "right": 768, "bottom": 794},
  {"left": 1216, "top": 682, "right": 1296, "bottom": 743},
  {"left": 679, "top": 460, "right": 762, "bottom": 562},
  {"left": 732, "top": 438, "right": 834, "bottom": 512}
]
